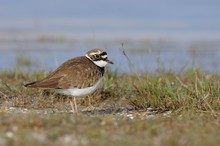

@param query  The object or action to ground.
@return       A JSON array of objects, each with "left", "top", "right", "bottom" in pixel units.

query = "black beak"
[{"left": 107, "top": 59, "right": 114, "bottom": 64}]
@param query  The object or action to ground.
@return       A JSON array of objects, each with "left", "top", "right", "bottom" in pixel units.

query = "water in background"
[
  {"left": 0, "top": 0, "right": 220, "bottom": 74},
  {"left": 1, "top": 38, "right": 220, "bottom": 74}
]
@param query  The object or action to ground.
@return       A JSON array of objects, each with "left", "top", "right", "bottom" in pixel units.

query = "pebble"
[
  {"left": 6, "top": 131, "right": 14, "bottom": 138},
  {"left": 0, "top": 106, "right": 171, "bottom": 120}
]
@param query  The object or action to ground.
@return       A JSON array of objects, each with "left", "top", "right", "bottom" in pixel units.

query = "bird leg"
[
  {"left": 73, "top": 96, "right": 78, "bottom": 113},
  {"left": 70, "top": 96, "right": 78, "bottom": 114},
  {"left": 88, "top": 96, "right": 92, "bottom": 106},
  {"left": 87, "top": 96, "right": 95, "bottom": 111}
]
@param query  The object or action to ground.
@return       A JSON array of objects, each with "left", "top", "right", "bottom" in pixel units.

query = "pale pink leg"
[
  {"left": 88, "top": 96, "right": 91, "bottom": 106},
  {"left": 88, "top": 96, "right": 95, "bottom": 111},
  {"left": 73, "top": 96, "right": 78, "bottom": 113},
  {"left": 70, "top": 97, "right": 75, "bottom": 114},
  {"left": 70, "top": 96, "right": 78, "bottom": 114}
]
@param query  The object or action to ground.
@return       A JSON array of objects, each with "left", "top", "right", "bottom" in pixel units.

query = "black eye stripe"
[
  {"left": 100, "top": 52, "right": 107, "bottom": 56},
  {"left": 91, "top": 52, "right": 107, "bottom": 61}
]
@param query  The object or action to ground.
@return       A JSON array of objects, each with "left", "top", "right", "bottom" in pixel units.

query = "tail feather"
[{"left": 24, "top": 81, "right": 38, "bottom": 88}]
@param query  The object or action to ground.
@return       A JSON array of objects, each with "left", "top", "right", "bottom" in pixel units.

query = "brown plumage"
[
  {"left": 24, "top": 48, "right": 113, "bottom": 113},
  {"left": 24, "top": 56, "right": 105, "bottom": 89}
]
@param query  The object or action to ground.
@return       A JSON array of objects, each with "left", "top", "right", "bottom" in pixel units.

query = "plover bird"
[{"left": 24, "top": 48, "right": 113, "bottom": 113}]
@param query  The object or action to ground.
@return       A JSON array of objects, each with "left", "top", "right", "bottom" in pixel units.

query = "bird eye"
[{"left": 94, "top": 54, "right": 100, "bottom": 59}]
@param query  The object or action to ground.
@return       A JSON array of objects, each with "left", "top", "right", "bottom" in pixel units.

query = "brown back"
[{"left": 25, "top": 56, "right": 105, "bottom": 89}]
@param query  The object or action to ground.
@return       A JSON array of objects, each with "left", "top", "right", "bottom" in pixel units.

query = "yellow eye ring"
[{"left": 95, "top": 54, "right": 101, "bottom": 59}]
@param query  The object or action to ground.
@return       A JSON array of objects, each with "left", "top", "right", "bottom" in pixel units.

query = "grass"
[
  {"left": 0, "top": 68, "right": 220, "bottom": 146},
  {"left": 108, "top": 68, "right": 220, "bottom": 114},
  {"left": 0, "top": 111, "right": 219, "bottom": 146}
]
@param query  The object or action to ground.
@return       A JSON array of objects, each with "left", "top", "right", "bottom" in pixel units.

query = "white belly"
[{"left": 55, "top": 77, "right": 103, "bottom": 97}]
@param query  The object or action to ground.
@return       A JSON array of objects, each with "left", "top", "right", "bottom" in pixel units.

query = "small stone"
[{"left": 6, "top": 131, "right": 14, "bottom": 138}]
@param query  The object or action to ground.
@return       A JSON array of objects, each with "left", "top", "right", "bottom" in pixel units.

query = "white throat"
[{"left": 85, "top": 54, "right": 108, "bottom": 68}]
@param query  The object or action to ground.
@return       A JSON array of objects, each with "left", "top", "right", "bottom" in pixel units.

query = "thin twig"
[
  {"left": 118, "top": 43, "right": 141, "bottom": 80},
  {"left": 0, "top": 90, "right": 8, "bottom": 97},
  {"left": 202, "top": 93, "right": 218, "bottom": 117},
  {"left": 175, "top": 76, "right": 192, "bottom": 93},
  {"left": 195, "top": 71, "right": 199, "bottom": 97}
]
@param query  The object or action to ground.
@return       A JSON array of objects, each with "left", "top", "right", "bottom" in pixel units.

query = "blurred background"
[{"left": 0, "top": 0, "right": 220, "bottom": 73}]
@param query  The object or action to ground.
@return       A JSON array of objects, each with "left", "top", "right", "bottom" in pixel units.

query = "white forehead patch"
[{"left": 102, "top": 55, "right": 107, "bottom": 58}]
